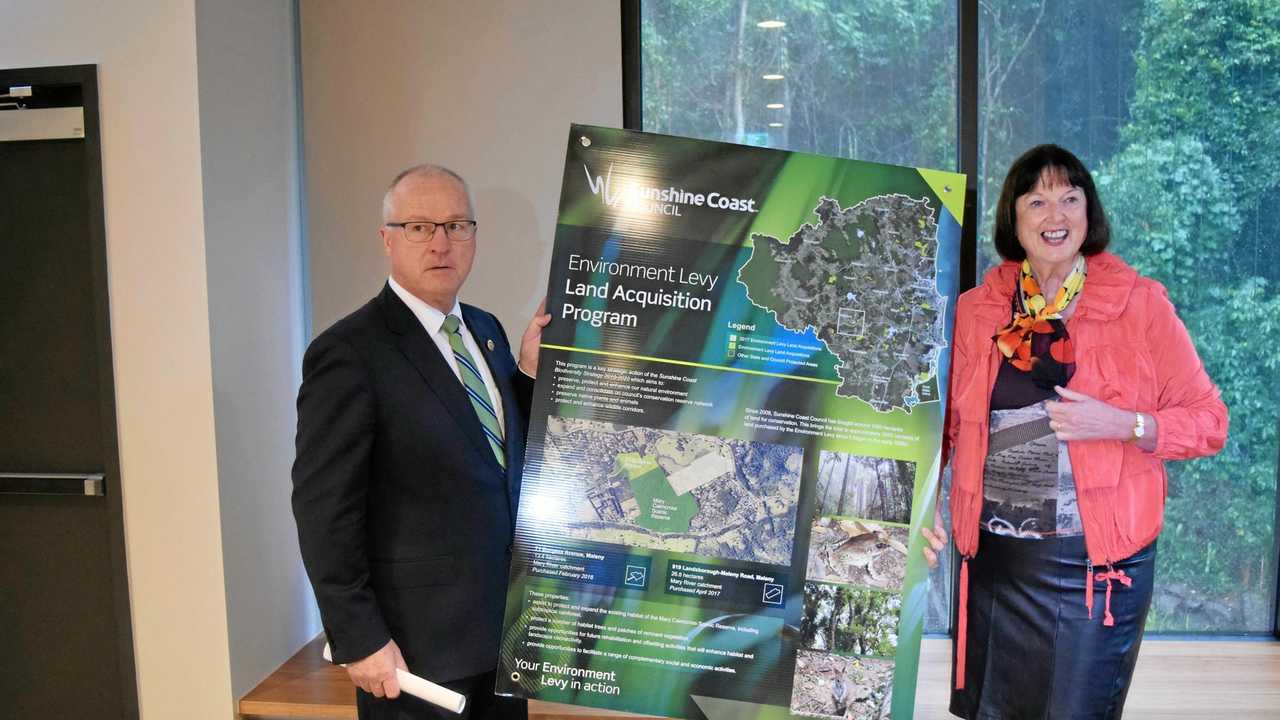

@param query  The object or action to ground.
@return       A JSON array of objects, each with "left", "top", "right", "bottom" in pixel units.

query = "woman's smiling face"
[{"left": 1015, "top": 169, "right": 1089, "bottom": 272}]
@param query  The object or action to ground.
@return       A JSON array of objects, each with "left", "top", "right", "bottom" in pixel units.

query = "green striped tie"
[{"left": 441, "top": 314, "right": 506, "bottom": 468}]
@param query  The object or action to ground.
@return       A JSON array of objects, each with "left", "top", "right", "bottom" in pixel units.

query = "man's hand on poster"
[
  {"left": 921, "top": 502, "right": 948, "bottom": 570},
  {"left": 348, "top": 638, "right": 408, "bottom": 699},
  {"left": 519, "top": 297, "right": 552, "bottom": 377}
]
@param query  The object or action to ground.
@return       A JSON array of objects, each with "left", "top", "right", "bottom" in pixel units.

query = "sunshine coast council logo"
[{"left": 583, "top": 163, "right": 759, "bottom": 217}]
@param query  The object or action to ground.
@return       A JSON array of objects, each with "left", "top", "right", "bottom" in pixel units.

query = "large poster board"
[{"left": 496, "top": 125, "right": 965, "bottom": 720}]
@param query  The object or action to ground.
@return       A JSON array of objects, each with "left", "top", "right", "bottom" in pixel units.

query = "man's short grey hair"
[{"left": 381, "top": 164, "right": 472, "bottom": 222}]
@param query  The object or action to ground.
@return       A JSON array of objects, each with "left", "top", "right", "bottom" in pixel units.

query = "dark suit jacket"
[{"left": 292, "top": 284, "right": 533, "bottom": 684}]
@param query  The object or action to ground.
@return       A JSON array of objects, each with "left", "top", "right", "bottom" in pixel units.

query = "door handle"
[{"left": 0, "top": 473, "right": 104, "bottom": 496}]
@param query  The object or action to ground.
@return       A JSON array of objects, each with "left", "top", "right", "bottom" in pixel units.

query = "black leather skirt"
[{"left": 950, "top": 530, "right": 1157, "bottom": 720}]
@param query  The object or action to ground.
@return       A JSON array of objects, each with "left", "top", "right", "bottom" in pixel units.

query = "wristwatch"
[{"left": 1131, "top": 412, "right": 1146, "bottom": 441}]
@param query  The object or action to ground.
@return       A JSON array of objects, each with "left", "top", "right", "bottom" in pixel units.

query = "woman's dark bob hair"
[{"left": 992, "top": 144, "right": 1111, "bottom": 261}]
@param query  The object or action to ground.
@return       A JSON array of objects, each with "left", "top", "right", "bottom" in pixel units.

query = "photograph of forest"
[
  {"left": 800, "top": 581, "right": 901, "bottom": 658},
  {"left": 813, "top": 451, "right": 914, "bottom": 524}
]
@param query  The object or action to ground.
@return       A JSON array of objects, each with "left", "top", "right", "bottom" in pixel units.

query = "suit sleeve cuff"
[{"left": 325, "top": 618, "right": 392, "bottom": 665}]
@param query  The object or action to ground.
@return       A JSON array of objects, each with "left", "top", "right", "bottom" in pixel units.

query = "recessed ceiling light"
[
  {"left": 768, "top": 122, "right": 784, "bottom": 128},
  {"left": 766, "top": 103, "right": 784, "bottom": 109},
  {"left": 757, "top": 20, "right": 786, "bottom": 29},
  {"left": 762, "top": 73, "right": 785, "bottom": 80}
]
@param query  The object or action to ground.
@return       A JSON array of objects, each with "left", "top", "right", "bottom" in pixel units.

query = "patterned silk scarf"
[{"left": 994, "top": 255, "right": 1086, "bottom": 372}]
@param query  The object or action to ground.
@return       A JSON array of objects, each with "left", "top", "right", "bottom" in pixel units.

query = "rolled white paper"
[{"left": 323, "top": 642, "right": 468, "bottom": 714}]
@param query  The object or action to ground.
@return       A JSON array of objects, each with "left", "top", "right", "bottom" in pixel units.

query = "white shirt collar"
[{"left": 387, "top": 276, "right": 463, "bottom": 336}]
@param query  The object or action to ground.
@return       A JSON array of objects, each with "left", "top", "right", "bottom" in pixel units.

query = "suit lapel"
[{"left": 379, "top": 286, "right": 496, "bottom": 466}]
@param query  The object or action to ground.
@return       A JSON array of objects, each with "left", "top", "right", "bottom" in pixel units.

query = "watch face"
[{"left": 1134, "top": 414, "right": 1145, "bottom": 438}]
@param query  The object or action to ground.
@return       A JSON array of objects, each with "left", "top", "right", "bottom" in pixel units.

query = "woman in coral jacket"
[{"left": 921, "top": 144, "right": 1228, "bottom": 720}]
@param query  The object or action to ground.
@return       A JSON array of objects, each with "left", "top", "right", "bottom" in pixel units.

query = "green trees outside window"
[
  {"left": 641, "top": 0, "right": 1279, "bottom": 633},
  {"left": 976, "top": 0, "right": 1279, "bottom": 632}
]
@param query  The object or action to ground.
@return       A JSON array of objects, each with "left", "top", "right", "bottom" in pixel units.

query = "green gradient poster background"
[{"left": 497, "top": 125, "right": 965, "bottom": 720}]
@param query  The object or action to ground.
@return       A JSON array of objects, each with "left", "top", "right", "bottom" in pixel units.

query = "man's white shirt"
[{"left": 388, "top": 276, "right": 505, "bottom": 430}]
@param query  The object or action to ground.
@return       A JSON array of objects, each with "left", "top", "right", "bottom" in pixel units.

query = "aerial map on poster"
[{"left": 496, "top": 124, "right": 965, "bottom": 720}]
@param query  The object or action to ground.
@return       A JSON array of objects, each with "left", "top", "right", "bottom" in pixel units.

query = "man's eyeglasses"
[{"left": 385, "top": 219, "right": 478, "bottom": 243}]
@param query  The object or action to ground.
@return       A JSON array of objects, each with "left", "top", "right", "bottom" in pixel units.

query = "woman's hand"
[
  {"left": 1047, "top": 386, "right": 1152, "bottom": 447},
  {"left": 921, "top": 502, "right": 948, "bottom": 569}
]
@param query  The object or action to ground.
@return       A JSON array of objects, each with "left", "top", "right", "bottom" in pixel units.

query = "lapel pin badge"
[{"left": 486, "top": 339, "right": 495, "bottom": 351}]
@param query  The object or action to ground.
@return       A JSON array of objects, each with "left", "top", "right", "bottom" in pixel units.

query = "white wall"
[
  {"left": 0, "top": 0, "right": 235, "bottom": 717},
  {"left": 300, "top": 0, "right": 623, "bottom": 336},
  {"left": 194, "top": 0, "right": 317, "bottom": 700},
  {"left": 2, "top": 0, "right": 623, "bottom": 714}
]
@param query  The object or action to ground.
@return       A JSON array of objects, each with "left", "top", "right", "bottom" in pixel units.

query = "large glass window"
[
  {"left": 977, "top": 0, "right": 1279, "bottom": 632},
  {"left": 642, "top": 0, "right": 958, "bottom": 170},
  {"left": 640, "top": 0, "right": 1279, "bottom": 634},
  {"left": 641, "top": 0, "right": 960, "bottom": 634}
]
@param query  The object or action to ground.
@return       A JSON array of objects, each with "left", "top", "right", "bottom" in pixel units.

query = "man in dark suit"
[{"left": 292, "top": 164, "right": 549, "bottom": 720}]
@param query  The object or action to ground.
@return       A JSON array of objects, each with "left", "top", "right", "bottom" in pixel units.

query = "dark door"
[{"left": 0, "top": 65, "right": 138, "bottom": 719}]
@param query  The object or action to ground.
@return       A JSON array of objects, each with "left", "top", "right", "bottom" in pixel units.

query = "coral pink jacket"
[{"left": 942, "top": 252, "right": 1228, "bottom": 688}]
